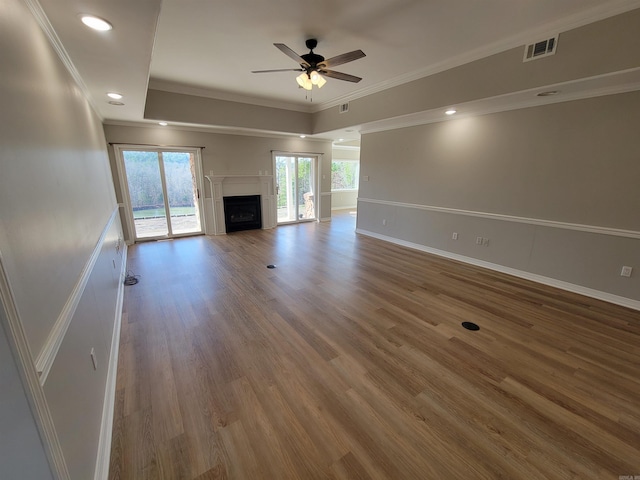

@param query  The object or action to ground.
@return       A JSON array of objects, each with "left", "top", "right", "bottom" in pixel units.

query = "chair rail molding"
[
  {"left": 0, "top": 251, "right": 71, "bottom": 479},
  {"left": 357, "top": 198, "right": 640, "bottom": 239},
  {"left": 35, "top": 207, "right": 119, "bottom": 384}
]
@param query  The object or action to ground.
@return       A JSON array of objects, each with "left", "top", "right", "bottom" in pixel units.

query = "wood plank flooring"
[{"left": 109, "top": 211, "right": 640, "bottom": 480}]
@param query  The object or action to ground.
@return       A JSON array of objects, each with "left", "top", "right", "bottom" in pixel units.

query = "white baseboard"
[
  {"left": 356, "top": 228, "right": 640, "bottom": 312},
  {"left": 93, "top": 243, "right": 127, "bottom": 480}
]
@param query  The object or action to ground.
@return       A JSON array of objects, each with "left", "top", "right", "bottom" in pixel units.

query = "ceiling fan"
[{"left": 251, "top": 39, "right": 365, "bottom": 90}]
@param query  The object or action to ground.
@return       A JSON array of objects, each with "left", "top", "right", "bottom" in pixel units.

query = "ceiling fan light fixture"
[
  {"left": 296, "top": 73, "right": 313, "bottom": 90},
  {"left": 316, "top": 75, "right": 327, "bottom": 88}
]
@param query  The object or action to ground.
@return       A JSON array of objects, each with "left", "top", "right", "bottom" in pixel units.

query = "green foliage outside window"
[
  {"left": 123, "top": 150, "right": 197, "bottom": 215},
  {"left": 331, "top": 160, "right": 359, "bottom": 191}
]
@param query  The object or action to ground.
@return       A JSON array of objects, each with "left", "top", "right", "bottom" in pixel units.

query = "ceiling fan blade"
[
  {"left": 320, "top": 69, "right": 362, "bottom": 83},
  {"left": 274, "top": 43, "right": 309, "bottom": 66},
  {"left": 321, "top": 50, "right": 366, "bottom": 68},
  {"left": 251, "top": 68, "right": 304, "bottom": 73}
]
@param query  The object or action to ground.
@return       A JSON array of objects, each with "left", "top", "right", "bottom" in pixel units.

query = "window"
[{"left": 331, "top": 160, "right": 359, "bottom": 191}]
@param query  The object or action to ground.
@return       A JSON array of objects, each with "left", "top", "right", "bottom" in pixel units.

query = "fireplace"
[{"left": 223, "top": 195, "right": 262, "bottom": 232}]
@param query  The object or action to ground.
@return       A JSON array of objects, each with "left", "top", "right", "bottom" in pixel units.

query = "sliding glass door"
[
  {"left": 117, "top": 147, "right": 205, "bottom": 241},
  {"left": 274, "top": 154, "right": 317, "bottom": 224}
]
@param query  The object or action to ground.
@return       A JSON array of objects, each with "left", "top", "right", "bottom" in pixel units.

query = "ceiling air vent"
[
  {"left": 523, "top": 35, "right": 558, "bottom": 62},
  {"left": 339, "top": 102, "right": 350, "bottom": 114}
]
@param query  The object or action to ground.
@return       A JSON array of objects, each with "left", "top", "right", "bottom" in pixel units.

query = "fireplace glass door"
[{"left": 275, "top": 155, "right": 317, "bottom": 224}]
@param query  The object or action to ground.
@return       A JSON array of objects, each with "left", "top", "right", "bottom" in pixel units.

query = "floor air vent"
[{"left": 523, "top": 35, "right": 558, "bottom": 62}]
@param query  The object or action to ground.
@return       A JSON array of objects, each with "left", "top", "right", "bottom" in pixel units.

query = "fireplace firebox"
[{"left": 223, "top": 195, "right": 262, "bottom": 233}]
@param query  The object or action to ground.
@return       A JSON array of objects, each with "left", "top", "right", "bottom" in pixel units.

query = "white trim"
[
  {"left": 148, "top": 79, "right": 313, "bottom": 113},
  {"left": 357, "top": 198, "right": 640, "bottom": 240},
  {"left": 332, "top": 145, "right": 361, "bottom": 152},
  {"left": 112, "top": 145, "right": 206, "bottom": 243},
  {"left": 358, "top": 68, "right": 640, "bottom": 136},
  {"left": 0, "top": 252, "right": 71, "bottom": 478},
  {"left": 104, "top": 119, "right": 332, "bottom": 143},
  {"left": 332, "top": 205, "right": 357, "bottom": 211},
  {"left": 356, "top": 228, "right": 640, "bottom": 312},
  {"left": 312, "top": 0, "right": 640, "bottom": 112},
  {"left": 36, "top": 207, "right": 118, "bottom": 384},
  {"left": 22, "top": 0, "right": 101, "bottom": 121},
  {"left": 272, "top": 152, "right": 322, "bottom": 225},
  {"left": 204, "top": 175, "right": 217, "bottom": 235},
  {"left": 320, "top": 217, "right": 332, "bottom": 222},
  {"left": 93, "top": 243, "right": 127, "bottom": 480}
]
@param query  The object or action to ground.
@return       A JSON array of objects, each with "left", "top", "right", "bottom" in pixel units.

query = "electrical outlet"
[
  {"left": 621, "top": 266, "right": 633, "bottom": 277},
  {"left": 452, "top": 232, "right": 458, "bottom": 240},
  {"left": 363, "top": 175, "right": 370, "bottom": 181},
  {"left": 482, "top": 237, "right": 490, "bottom": 246},
  {"left": 476, "top": 236, "right": 483, "bottom": 245}
]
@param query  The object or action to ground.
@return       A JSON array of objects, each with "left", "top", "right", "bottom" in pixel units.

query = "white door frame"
[
  {"left": 272, "top": 151, "right": 321, "bottom": 225},
  {"left": 113, "top": 145, "right": 206, "bottom": 242}
]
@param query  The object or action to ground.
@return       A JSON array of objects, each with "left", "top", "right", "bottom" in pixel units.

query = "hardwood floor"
[{"left": 109, "top": 211, "right": 640, "bottom": 479}]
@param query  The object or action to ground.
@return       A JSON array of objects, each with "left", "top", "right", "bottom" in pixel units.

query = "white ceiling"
[{"left": 33, "top": 0, "right": 640, "bottom": 135}]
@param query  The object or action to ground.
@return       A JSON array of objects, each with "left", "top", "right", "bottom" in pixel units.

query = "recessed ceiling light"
[
  {"left": 80, "top": 15, "right": 113, "bottom": 31},
  {"left": 107, "top": 92, "right": 122, "bottom": 100},
  {"left": 445, "top": 109, "right": 457, "bottom": 115},
  {"left": 537, "top": 90, "right": 560, "bottom": 97},
  {"left": 158, "top": 122, "right": 168, "bottom": 126},
  {"left": 108, "top": 101, "right": 124, "bottom": 106},
  {"left": 339, "top": 138, "right": 344, "bottom": 142},
  {"left": 299, "top": 135, "right": 306, "bottom": 138}
]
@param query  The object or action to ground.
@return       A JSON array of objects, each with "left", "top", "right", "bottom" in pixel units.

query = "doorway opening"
[
  {"left": 274, "top": 154, "right": 318, "bottom": 224},
  {"left": 115, "top": 146, "right": 205, "bottom": 241}
]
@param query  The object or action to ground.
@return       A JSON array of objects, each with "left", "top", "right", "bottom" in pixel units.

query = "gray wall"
[
  {"left": 356, "top": 92, "right": 640, "bottom": 304},
  {"left": 145, "top": 89, "right": 313, "bottom": 134},
  {"left": 103, "top": 124, "right": 334, "bottom": 240},
  {"left": 313, "top": 8, "right": 640, "bottom": 134},
  {"left": 0, "top": 0, "right": 125, "bottom": 477}
]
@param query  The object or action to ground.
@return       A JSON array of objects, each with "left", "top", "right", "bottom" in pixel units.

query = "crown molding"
[
  {"left": 312, "top": 0, "right": 640, "bottom": 113},
  {"left": 22, "top": 0, "right": 102, "bottom": 121},
  {"left": 148, "top": 79, "right": 313, "bottom": 113},
  {"left": 360, "top": 68, "right": 640, "bottom": 135},
  {"left": 103, "top": 119, "right": 333, "bottom": 142}
]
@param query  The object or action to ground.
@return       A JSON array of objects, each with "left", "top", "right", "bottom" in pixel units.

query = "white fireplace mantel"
[{"left": 205, "top": 174, "right": 276, "bottom": 235}]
